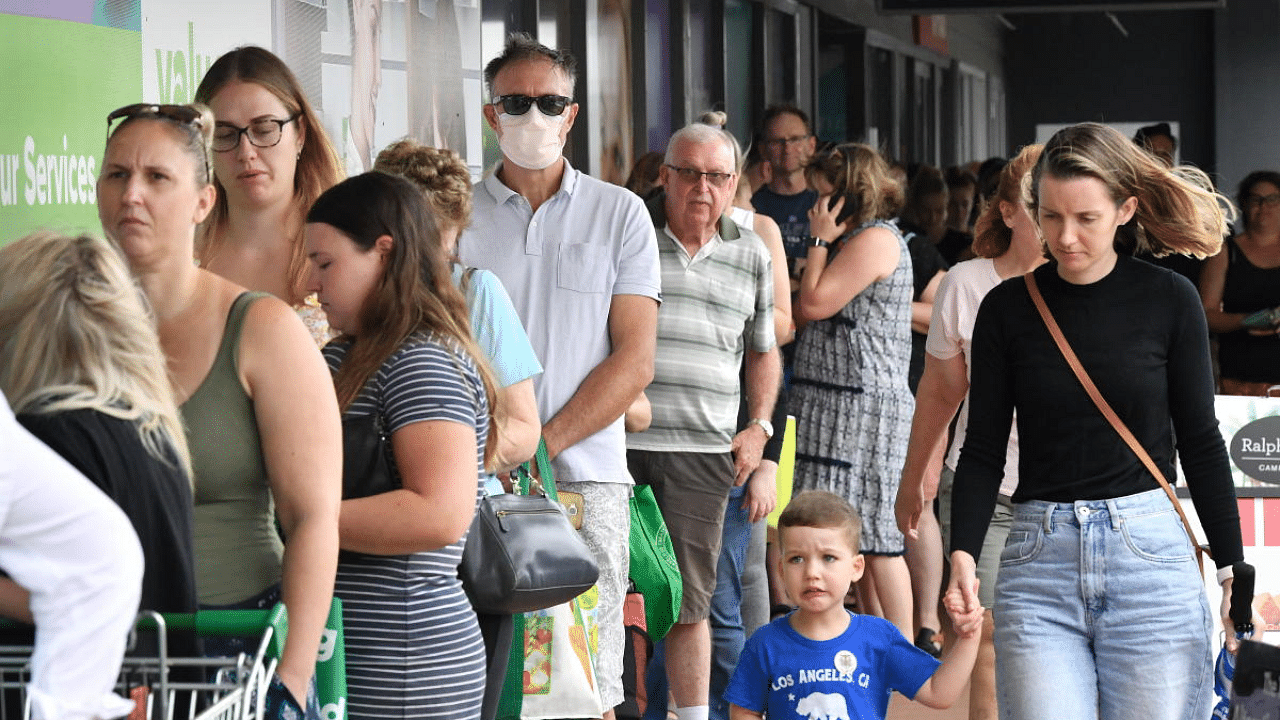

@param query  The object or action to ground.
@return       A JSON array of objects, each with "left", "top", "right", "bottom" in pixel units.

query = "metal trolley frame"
[{"left": 0, "top": 610, "right": 277, "bottom": 720}]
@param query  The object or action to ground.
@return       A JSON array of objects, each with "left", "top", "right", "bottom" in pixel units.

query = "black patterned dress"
[{"left": 789, "top": 219, "right": 915, "bottom": 555}]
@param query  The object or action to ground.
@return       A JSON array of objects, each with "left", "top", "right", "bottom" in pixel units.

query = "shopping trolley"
[{"left": 0, "top": 600, "right": 346, "bottom": 720}]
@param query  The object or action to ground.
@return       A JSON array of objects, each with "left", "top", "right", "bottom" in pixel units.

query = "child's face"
[{"left": 778, "top": 525, "right": 864, "bottom": 617}]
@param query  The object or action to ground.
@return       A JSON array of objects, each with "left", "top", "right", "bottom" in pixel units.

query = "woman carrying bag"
[
  {"left": 306, "top": 171, "right": 497, "bottom": 720},
  {"left": 946, "top": 122, "right": 1247, "bottom": 720}
]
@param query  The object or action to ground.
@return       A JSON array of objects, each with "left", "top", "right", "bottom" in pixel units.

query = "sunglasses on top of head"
[{"left": 492, "top": 94, "right": 573, "bottom": 117}]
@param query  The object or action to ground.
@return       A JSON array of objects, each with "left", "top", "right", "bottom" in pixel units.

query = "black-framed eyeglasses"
[
  {"left": 1244, "top": 193, "right": 1280, "bottom": 209},
  {"left": 763, "top": 134, "right": 811, "bottom": 148},
  {"left": 106, "top": 103, "right": 210, "bottom": 178},
  {"left": 664, "top": 164, "right": 735, "bottom": 188},
  {"left": 492, "top": 94, "right": 572, "bottom": 117},
  {"left": 211, "top": 113, "right": 301, "bottom": 152}
]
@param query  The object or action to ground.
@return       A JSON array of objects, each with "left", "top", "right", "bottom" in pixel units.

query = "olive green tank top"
[{"left": 181, "top": 292, "right": 283, "bottom": 605}]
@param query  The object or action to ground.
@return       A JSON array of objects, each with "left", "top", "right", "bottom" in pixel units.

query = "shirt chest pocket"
[
  {"left": 704, "top": 278, "right": 754, "bottom": 332},
  {"left": 557, "top": 243, "right": 610, "bottom": 294}
]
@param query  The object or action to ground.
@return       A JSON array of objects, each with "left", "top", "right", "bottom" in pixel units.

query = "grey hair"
[
  {"left": 695, "top": 112, "right": 746, "bottom": 172},
  {"left": 666, "top": 123, "right": 740, "bottom": 171},
  {"left": 483, "top": 32, "right": 577, "bottom": 98}
]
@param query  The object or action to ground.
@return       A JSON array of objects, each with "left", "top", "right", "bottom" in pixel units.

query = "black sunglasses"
[
  {"left": 105, "top": 103, "right": 210, "bottom": 179},
  {"left": 492, "top": 94, "right": 572, "bottom": 117},
  {"left": 107, "top": 103, "right": 205, "bottom": 135}
]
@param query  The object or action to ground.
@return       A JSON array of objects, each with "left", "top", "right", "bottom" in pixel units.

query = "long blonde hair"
[
  {"left": 0, "top": 231, "right": 192, "bottom": 477},
  {"left": 1029, "top": 122, "right": 1232, "bottom": 258}
]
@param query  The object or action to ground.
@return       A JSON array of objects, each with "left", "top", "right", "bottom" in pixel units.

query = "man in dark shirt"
[{"left": 752, "top": 105, "right": 817, "bottom": 284}]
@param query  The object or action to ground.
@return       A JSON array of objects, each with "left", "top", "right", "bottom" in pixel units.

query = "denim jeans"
[
  {"left": 995, "top": 488, "right": 1213, "bottom": 720},
  {"left": 644, "top": 485, "right": 754, "bottom": 720}
]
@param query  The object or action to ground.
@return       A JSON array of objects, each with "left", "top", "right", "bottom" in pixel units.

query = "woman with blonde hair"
[
  {"left": 195, "top": 46, "right": 344, "bottom": 342},
  {"left": 947, "top": 122, "right": 1245, "bottom": 719},
  {"left": 0, "top": 229, "right": 197, "bottom": 632},
  {"left": 306, "top": 170, "right": 495, "bottom": 718},
  {"left": 789, "top": 142, "right": 915, "bottom": 638},
  {"left": 97, "top": 101, "right": 341, "bottom": 718},
  {"left": 895, "top": 144, "right": 1044, "bottom": 720}
]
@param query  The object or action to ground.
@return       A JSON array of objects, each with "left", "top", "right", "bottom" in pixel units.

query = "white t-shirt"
[{"left": 925, "top": 257, "right": 1020, "bottom": 496}]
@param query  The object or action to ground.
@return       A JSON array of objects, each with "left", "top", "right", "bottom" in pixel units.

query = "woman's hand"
[
  {"left": 1219, "top": 576, "right": 1263, "bottom": 654},
  {"left": 273, "top": 667, "right": 310, "bottom": 717},
  {"left": 807, "top": 194, "right": 850, "bottom": 246},
  {"left": 1245, "top": 318, "right": 1280, "bottom": 337},
  {"left": 895, "top": 478, "right": 926, "bottom": 540},
  {"left": 944, "top": 551, "right": 984, "bottom": 638}
]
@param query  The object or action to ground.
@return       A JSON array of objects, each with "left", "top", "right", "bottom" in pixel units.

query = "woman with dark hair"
[
  {"left": 374, "top": 139, "right": 542, "bottom": 473},
  {"left": 789, "top": 142, "right": 915, "bottom": 638},
  {"left": 195, "top": 46, "right": 344, "bottom": 343},
  {"left": 97, "top": 102, "right": 341, "bottom": 716},
  {"left": 374, "top": 139, "right": 541, "bottom": 720},
  {"left": 1199, "top": 169, "right": 1280, "bottom": 395},
  {"left": 897, "top": 144, "right": 1044, "bottom": 719},
  {"left": 948, "top": 122, "right": 1244, "bottom": 719},
  {"left": 306, "top": 171, "right": 496, "bottom": 719}
]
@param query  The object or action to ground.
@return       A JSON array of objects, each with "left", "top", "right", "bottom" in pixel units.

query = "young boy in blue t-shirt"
[{"left": 725, "top": 491, "right": 983, "bottom": 720}]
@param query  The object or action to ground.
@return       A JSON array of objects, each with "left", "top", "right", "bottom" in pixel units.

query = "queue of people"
[{"left": 0, "top": 30, "right": 1258, "bottom": 720}]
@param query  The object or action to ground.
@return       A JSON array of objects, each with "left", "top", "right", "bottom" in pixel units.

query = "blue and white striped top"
[{"left": 324, "top": 331, "right": 488, "bottom": 718}]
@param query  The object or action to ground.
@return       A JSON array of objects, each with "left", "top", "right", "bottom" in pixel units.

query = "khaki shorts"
[{"left": 627, "top": 449, "right": 735, "bottom": 623}]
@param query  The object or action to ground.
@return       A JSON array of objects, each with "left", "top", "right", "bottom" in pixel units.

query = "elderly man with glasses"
[
  {"left": 628, "top": 123, "right": 781, "bottom": 720},
  {"left": 458, "top": 32, "right": 661, "bottom": 720}
]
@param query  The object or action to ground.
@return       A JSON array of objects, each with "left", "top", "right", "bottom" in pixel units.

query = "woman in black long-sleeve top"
[{"left": 945, "top": 123, "right": 1245, "bottom": 720}]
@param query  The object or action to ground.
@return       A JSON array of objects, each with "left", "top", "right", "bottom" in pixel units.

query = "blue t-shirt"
[
  {"left": 751, "top": 186, "right": 818, "bottom": 261},
  {"left": 452, "top": 263, "right": 543, "bottom": 389},
  {"left": 724, "top": 612, "right": 940, "bottom": 720}
]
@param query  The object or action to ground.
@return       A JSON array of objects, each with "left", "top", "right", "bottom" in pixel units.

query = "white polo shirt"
[{"left": 459, "top": 161, "right": 661, "bottom": 485}]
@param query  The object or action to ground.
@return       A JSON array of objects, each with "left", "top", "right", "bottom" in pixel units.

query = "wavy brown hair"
[
  {"left": 804, "top": 142, "right": 903, "bottom": 229},
  {"left": 971, "top": 144, "right": 1043, "bottom": 259},
  {"left": 195, "top": 46, "right": 343, "bottom": 302},
  {"left": 306, "top": 172, "right": 499, "bottom": 466},
  {"left": 1029, "top": 123, "right": 1232, "bottom": 258},
  {"left": 373, "top": 139, "right": 473, "bottom": 235}
]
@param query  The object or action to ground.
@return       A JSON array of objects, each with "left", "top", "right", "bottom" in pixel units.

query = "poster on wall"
[
  {"left": 1183, "top": 395, "right": 1280, "bottom": 644},
  {"left": 0, "top": 2, "right": 143, "bottom": 239},
  {"left": 0, "top": 0, "right": 486, "bottom": 247}
]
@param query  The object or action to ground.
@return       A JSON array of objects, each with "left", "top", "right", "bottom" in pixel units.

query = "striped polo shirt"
[{"left": 628, "top": 196, "right": 776, "bottom": 453}]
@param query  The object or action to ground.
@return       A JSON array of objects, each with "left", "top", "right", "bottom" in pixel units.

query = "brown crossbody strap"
[{"left": 1023, "top": 272, "right": 1211, "bottom": 568}]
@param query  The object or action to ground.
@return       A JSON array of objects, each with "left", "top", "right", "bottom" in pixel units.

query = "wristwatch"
[
  {"left": 748, "top": 417, "right": 774, "bottom": 439},
  {"left": 806, "top": 236, "right": 831, "bottom": 249}
]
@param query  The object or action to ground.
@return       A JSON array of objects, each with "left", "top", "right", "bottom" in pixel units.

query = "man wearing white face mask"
[{"left": 459, "top": 32, "right": 662, "bottom": 720}]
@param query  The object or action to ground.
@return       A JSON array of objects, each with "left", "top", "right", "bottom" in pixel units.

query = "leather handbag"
[
  {"left": 1024, "top": 272, "right": 1212, "bottom": 572},
  {"left": 341, "top": 411, "right": 398, "bottom": 499},
  {"left": 461, "top": 439, "right": 600, "bottom": 615}
]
